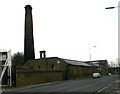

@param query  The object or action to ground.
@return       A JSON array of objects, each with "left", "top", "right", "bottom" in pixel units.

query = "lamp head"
[{"left": 105, "top": 7, "right": 115, "bottom": 9}]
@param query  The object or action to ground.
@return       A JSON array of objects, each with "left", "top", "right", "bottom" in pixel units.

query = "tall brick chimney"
[{"left": 24, "top": 5, "right": 35, "bottom": 63}]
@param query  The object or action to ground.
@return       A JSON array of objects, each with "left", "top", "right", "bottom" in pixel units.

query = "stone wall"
[
  {"left": 15, "top": 66, "right": 108, "bottom": 87},
  {"left": 69, "top": 66, "right": 92, "bottom": 79},
  {"left": 16, "top": 70, "right": 64, "bottom": 87}
]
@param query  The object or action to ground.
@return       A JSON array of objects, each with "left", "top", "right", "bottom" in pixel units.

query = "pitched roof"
[{"left": 62, "top": 59, "right": 91, "bottom": 67}]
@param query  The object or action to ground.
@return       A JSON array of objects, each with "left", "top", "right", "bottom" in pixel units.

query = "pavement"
[
  {"left": 95, "top": 79, "right": 120, "bottom": 94},
  {"left": 2, "top": 79, "right": 81, "bottom": 92},
  {"left": 94, "top": 75, "right": 120, "bottom": 94},
  {"left": 2, "top": 76, "right": 93, "bottom": 92}
]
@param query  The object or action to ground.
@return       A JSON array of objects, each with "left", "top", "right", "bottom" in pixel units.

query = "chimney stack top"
[
  {"left": 25, "top": 5, "right": 32, "bottom": 10},
  {"left": 40, "top": 50, "right": 46, "bottom": 59}
]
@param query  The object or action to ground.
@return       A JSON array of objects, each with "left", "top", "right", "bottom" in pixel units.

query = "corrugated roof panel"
[
  {"left": 92, "top": 63, "right": 100, "bottom": 67},
  {"left": 91, "top": 62, "right": 99, "bottom": 64},
  {"left": 63, "top": 59, "right": 90, "bottom": 67}
]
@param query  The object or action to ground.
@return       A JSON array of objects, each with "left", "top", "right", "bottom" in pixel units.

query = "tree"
[
  {"left": 109, "top": 59, "right": 120, "bottom": 68},
  {"left": 12, "top": 52, "right": 24, "bottom": 66}
]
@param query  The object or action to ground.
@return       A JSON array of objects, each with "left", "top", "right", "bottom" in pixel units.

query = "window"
[
  {"left": 38, "top": 65, "right": 40, "bottom": 69},
  {"left": 52, "top": 64, "right": 54, "bottom": 70}
]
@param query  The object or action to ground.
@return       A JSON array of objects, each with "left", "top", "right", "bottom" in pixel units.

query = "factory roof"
[{"left": 63, "top": 59, "right": 91, "bottom": 67}]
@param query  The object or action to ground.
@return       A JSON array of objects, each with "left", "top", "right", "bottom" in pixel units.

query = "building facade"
[{"left": 0, "top": 50, "right": 12, "bottom": 86}]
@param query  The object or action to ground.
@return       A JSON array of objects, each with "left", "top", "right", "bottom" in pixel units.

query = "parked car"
[
  {"left": 108, "top": 73, "right": 112, "bottom": 75},
  {"left": 93, "top": 73, "right": 101, "bottom": 78}
]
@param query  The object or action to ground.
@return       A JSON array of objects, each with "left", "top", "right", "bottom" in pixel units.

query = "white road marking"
[{"left": 97, "top": 82, "right": 114, "bottom": 92}]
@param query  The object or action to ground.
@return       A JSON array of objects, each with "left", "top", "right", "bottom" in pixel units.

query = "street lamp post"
[
  {"left": 89, "top": 46, "right": 96, "bottom": 61},
  {"left": 105, "top": 4, "right": 120, "bottom": 67}
]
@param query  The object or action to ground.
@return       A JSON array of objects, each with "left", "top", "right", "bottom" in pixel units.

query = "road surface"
[{"left": 3, "top": 75, "right": 119, "bottom": 93}]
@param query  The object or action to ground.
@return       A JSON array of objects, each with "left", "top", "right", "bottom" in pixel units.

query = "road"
[{"left": 3, "top": 75, "right": 119, "bottom": 93}]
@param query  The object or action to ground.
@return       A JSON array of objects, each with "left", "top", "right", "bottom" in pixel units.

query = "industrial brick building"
[{"left": 15, "top": 51, "right": 108, "bottom": 87}]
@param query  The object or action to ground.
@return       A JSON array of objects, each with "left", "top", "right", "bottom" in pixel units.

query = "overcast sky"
[{"left": 0, "top": 0, "right": 118, "bottom": 62}]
